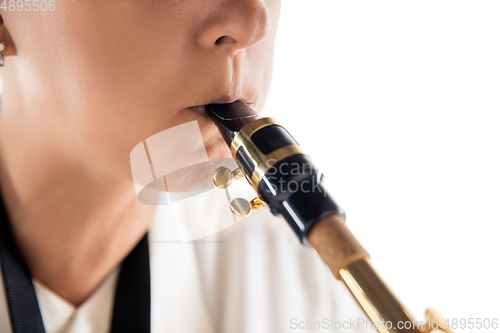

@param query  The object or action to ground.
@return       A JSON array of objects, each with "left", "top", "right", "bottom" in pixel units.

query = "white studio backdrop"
[{"left": 265, "top": 1, "right": 500, "bottom": 332}]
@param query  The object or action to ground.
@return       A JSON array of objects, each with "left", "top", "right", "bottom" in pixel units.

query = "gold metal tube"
[{"left": 340, "top": 259, "right": 421, "bottom": 333}]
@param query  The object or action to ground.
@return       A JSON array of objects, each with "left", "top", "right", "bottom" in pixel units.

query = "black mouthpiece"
[{"left": 205, "top": 101, "right": 260, "bottom": 146}]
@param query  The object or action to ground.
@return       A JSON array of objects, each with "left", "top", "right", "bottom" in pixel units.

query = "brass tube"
[
  {"left": 308, "top": 215, "right": 423, "bottom": 333},
  {"left": 340, "top": 259, "right": 421, "bottom": 333}
]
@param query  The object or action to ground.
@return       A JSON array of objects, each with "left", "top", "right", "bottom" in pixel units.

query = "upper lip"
[
  {"left": 210, "top": 94, "right": 248, "bottom": 105},
  {"left": 188, "top": 94, "right": 255, "bottom": 110}
]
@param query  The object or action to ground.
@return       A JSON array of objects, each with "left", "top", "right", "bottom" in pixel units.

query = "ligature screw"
[
  {"left": 230, "top": 197, "right": 267, "bottom": 218},
  {"left": 213, "top": 166, "right": 245, "bottom": 189}
]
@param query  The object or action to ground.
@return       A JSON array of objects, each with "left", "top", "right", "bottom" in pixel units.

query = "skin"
[{"left": 0, "top": 0, "right": 281, "bottom": 306}]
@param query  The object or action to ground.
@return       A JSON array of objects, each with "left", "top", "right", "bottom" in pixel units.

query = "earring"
[{"left": 0, "top": 41, "right": 5, "bottom": 66}]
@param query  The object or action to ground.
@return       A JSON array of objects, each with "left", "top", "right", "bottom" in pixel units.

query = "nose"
[{"left": 196, "top": 0, "right": 271, "bottom": 56}]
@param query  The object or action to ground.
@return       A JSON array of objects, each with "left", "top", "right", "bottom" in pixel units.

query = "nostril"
[
  {"left": 215, "top": 36, "right": 236, "bottom": 45},
  {"left": 197, "top": 1, "right": 270, "bottom": 52}
]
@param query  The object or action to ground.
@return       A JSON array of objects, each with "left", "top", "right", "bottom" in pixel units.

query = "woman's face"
[{"left": 1, "top": 0, "right": 281, "bottom": 181}]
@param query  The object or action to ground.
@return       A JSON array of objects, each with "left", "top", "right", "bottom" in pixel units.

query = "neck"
[{"left": 0, "top": 98, "right": 156, "bottom": 307}]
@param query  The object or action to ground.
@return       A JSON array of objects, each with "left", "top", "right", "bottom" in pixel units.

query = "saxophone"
[{"left": 206, "top": 101, "right": 453, "bottom": 333}]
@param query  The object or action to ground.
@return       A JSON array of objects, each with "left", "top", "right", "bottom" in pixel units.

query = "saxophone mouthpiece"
[{"left": 205, "top": 101, "right": 260, "bottom": 147}]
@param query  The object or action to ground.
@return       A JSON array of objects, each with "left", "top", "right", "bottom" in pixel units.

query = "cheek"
[{"left": 12, "top": 7, "right": 191, "bottom": 178}]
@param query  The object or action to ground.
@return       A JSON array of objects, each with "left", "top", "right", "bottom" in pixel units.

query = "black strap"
[
  {"left": 111, "top": 233, "right": 151, "bottom": 333},
  {"left": 0, "top": 189, "right": 151, "bottom": 333},
  {"left": 0, "top": 195, "right": 45, "bottom": 333}
]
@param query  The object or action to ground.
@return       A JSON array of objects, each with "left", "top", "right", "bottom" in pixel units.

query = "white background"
[
  {"left": 0, "top": 2, "right": 498, "bottom": 332},
  {"left": 266, "top": 1, "right": 500, "bottom": 332}
]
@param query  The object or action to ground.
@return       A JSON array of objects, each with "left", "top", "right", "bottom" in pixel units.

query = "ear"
[{"left": 0, "top": 15, "right": 17, "bottom": 56}]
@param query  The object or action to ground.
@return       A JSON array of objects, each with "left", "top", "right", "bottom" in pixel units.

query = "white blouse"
[{"left": 0, "top": 181, "right": 375, "bottom": 333}]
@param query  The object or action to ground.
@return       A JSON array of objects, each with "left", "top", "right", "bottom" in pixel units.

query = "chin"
[{"left": 203, "top": 138, "right": 232, "bottom": 160}]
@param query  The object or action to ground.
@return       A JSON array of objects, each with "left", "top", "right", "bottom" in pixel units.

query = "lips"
[
  {"left": 208, "top": 94, "right": 253, "bottom": 106},
  {"left": 186, "top": 92, "right": 255, "bottom": 112}
]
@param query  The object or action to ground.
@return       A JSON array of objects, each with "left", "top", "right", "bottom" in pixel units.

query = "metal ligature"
[{"left": 206, "top": 101, "right": 453, "bottom": 333}]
